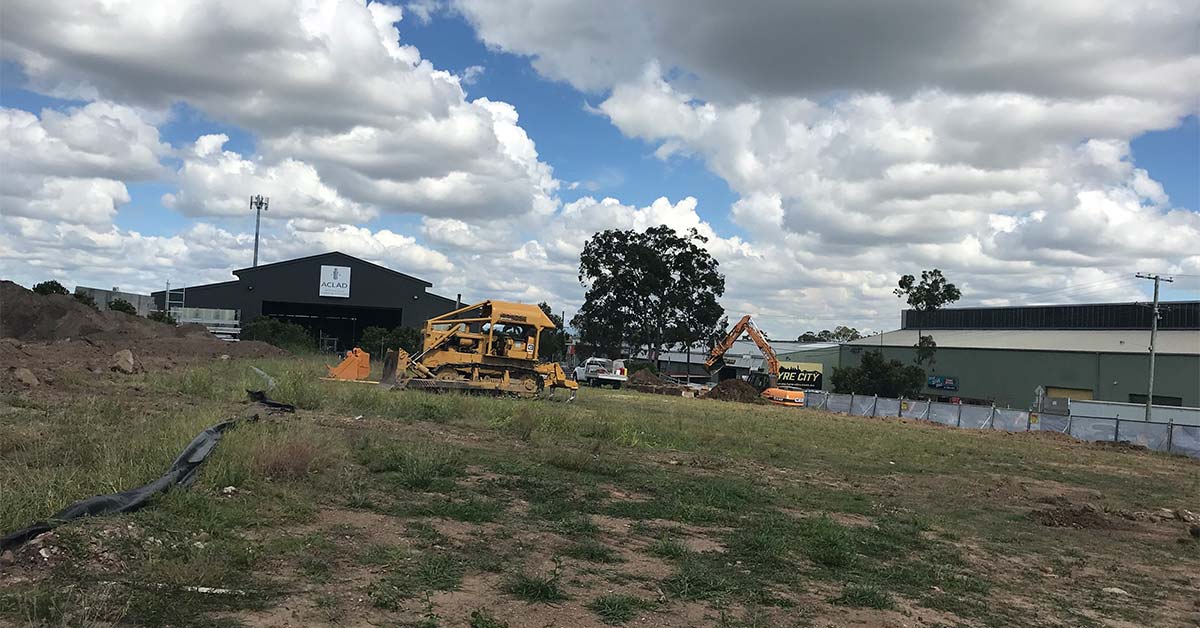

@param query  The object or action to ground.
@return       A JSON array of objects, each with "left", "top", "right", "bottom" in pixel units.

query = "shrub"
[
  {"left": 147, "top": 310, "right": 177, "bottom": 325},
  {"left": 359, "top": 325, "right": 422, "bottom": 355},
  {"left": 623, "top": 359, "right": 657, "bottom": 375},
  {"left": 241, "top": 316, "right": 314, "bottom": 352},
  {"left": 73, "top": 292, "right": 98, "bottom": 309},
  {"left": 32, "top": 280, "right": 68, "bottom": 295},
  {"left": 252, "top": 433, "right": 324, "bottom": 480},
  {"left": 108, "top": 298, "right": 137, "bottom": 315}
]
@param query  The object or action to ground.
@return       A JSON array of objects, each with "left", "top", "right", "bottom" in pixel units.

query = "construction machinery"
[
  {"left": 324, "top": 347, "right": 372, "bottom": 381},
  {"left": 379, "top": 300, "right": 578, "bottom": 399},
  {"left": 705, "top": 314, "right": 804, "bottom": 406},
  {"left": 706, "top": 314, "right": 780, "bottom": 389}
]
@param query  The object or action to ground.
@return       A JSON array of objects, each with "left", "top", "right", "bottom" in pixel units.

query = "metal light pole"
[{"left": 250, "top": 195, "right": 269, "bottom": 267}]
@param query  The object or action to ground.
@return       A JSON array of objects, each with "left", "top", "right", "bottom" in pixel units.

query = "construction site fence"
[{"left": 803, "top": 391, "right": 1200, "bottom": 459}]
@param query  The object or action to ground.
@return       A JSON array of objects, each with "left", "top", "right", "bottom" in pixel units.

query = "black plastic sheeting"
[
  {"left": 0, "top": 418, "right": 247, "bottom": 552},
  {"left": 246, "top": 390, "right": 295, "bottom": 412}
]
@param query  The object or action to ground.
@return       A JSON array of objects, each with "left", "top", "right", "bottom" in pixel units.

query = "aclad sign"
[{"left": 319, "top": 265, "right": 351, "bottom": 298}]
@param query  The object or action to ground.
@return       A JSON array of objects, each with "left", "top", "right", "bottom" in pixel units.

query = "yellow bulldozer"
[{"left": 378, "top": 300, "right": 578, "bottom": 399}]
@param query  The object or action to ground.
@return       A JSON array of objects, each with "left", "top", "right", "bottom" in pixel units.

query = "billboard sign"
[
  {"left": 927, "top": 374, "right": 959, "bottom": 391},
  {"left": 778, "top": 361, "right": 823, "bottom": 389},
  {"left": 319, "top": 265, "right": 351, "bottom": 298}
]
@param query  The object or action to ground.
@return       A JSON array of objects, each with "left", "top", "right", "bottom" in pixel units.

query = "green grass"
[
  {"left": 504, "top": 559, "right": 567, "bottom": 603},
  {"left": 587, "top": 593, "right": 653, "bottom": 624},
  {"left": 2, "top": 355, "right": 1197, "bottom": 627},
  {"left": 468, "top": 608, "right": 509, "bottom": 628},
  {"left": 563, "top": 538, "right": 623, "bottom": 563}
]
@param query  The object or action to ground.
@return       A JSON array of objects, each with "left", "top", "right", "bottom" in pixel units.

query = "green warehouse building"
[{"left": 778, "top": 301, "right": 1200, "bottom": 409}]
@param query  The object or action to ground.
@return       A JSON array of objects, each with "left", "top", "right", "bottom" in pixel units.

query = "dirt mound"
[
  {"left": 629, "top": 369, "right": 666, "bottom": 385},
  {"left": 0, "top": 280, "right": 212, "bottom": 342},
  {"left": 0, "top": 281, "right": 286, "bottom": 389},
  {"left": 1029, "top": 505, "right": 1120, "bottom": 529},
  {"left": 704, "top": 378, "right": 762, "bottom": 403}
]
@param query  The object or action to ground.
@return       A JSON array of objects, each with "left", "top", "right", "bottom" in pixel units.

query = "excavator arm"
[{"left": 704, "top": 314, "right": 780, "bottom": 377}]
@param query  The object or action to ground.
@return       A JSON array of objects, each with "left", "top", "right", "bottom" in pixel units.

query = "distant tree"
[
  {"left": 830, "top": 350, "right": 925, "bottom": 398},
  {"left": 74, "top": 292, "right": 98, "bottom": 309},
  {"left": 537, "top": 302, "right": 569, "bottom": 362},
  {"left": 573, "top": 225, "right": 725, "bottom": 359},
  {"left": 359, "top": 325, "right": 422, "bottom": 355},
  {"left": 147, "top": 310, "right": 177, "bottom": 325},
  {"left": 108, "top": 298, "right": 137, "bottom": 315},
  {"left": 894, "top": 269, "right": 961, "bottom": 366},
  {"left": 32, "top": 280, "right": 69, "bottom": 296},
  {"left": 797, "top": 326, "right": 862, "bottom": 343},
  {"left": 242, "top": 317, "right": 314, "bottom": 352}
]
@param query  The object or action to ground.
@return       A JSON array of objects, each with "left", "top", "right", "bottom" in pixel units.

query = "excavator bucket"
[{"left": 324, "top": 348, "right": 371, "bottom": 381}]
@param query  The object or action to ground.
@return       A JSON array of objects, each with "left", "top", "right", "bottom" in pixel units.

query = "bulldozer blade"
[{"left": 379, "top": 349, "right": 400, "bottom": 388}]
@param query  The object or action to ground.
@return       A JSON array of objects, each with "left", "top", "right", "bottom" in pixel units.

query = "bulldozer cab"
[{"left": 422, "top": 300, "right": 555, "bottom": 364}]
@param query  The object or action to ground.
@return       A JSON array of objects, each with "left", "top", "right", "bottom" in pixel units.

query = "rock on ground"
[
  {"left": 111, "top": 349, "right": 140, "bottom": 374},
  {"left": 10, "top": 366, "right": 38, "bottom": 386}
]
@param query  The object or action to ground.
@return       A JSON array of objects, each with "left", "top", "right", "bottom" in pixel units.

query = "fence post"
[
  {"left": 988, "top": 404, "right": 996, "bottom": 430},
  {"left": 898, "top": 397, "right": 905, "bottom": 417},
  {"left": 956, "top": 403, "right": 963, "bottom": 427},
  {"left": 1167, "top": 419, "right": 1174, "bottom": 453},
  {"left": 1066, "top": 413, "right": 1073, "bottom": 437},
  {"left": 1114, "top": 417, "right": 1120, "bottom": 442},
  {"left": 872, "top": 394, "right": 878, "bottom": 417},
  {"left": 1026, "top": 410, "right": 1032, "bottom": 432},
  {"left": 848, "top": 392, "right": 855, "bottom": 415}
]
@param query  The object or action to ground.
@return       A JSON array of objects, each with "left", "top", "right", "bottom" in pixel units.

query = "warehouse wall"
[{"left": 835, "top": 345, "right": 1199, "bottom": 408}]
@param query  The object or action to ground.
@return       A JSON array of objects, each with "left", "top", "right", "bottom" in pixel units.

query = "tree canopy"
[
  {"left": 895, "top": 268, "right": 961, "bottom": 366},
  {"left": 797, "top": 326, "right": 862, "bottom": 343},
  {"left": 537, "top": 302, "right": 569, "bottom": 362},
  {"left": 830, "top": 350, "right": 925, "bottom": 398},
  {"left": 894, "top": 269, "right": 961, "bottom": 311},
  {"left": 572, "top": 226, "right": 725, "bottom": 358},
  {"left": 108, "top": 298, "right": 137, "bottom": 315},
  {"left": 32, "top": 280, "right": 69, "bottom": 296}
]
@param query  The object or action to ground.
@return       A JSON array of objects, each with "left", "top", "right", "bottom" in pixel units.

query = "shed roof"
[
  {"left": 847, "top": 328, "right": 1200, "bottom": 355},
  {"left": 233, "top": 251, "right": 432, "bottom": 287}
]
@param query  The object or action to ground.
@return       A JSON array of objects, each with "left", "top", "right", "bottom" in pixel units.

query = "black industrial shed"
[{"left": 152, "top": 252, "right": 457, "bottom": 349}]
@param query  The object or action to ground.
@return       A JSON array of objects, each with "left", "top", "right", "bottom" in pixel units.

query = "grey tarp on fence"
[
  {"left": 874, "top": 397, "right": 901, "bottom": 417},
  {"left": 993, "top": 409, "right": 1028, "bottom": 432},
  {"left": 850, "top": 395, "right": 877, "bottom": 417},
  {"left": 901, "top": 400, "right": 929, "bottom": 419},
  {"left": 1171, "top": 426, "right": 1200, "bottom": 457},
  {"left": 1037, "top": 414, "right": 1070, "bottom": 433},
  {"left": 827, "top": 393, "right": 853, "bottom": 414},
  {"left": 1070, "top": 417, "right": 1117, "bottom": 442},
  {"left": 1117, "top": 421, "right": 1171, "bottom": 451},
  {"left": 960, "top": 405, "right": 993, "bottom": 429},
  {"left": 928, "top": 402, "right": 960, "bottom": 426}
]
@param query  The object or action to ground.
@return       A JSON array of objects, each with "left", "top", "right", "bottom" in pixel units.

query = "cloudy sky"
[{"left": 2, "top": 0, "right": 1198, "bottom": 337}]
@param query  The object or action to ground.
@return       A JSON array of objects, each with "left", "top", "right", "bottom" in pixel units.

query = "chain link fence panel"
[
  {"left": 1171, "top": 426, "right": 1200, "bottom": 457},
  {"left": 960, "top": 405, "right": 994, "bottom": 429},
  {"left": 874, "top": 397, "right": 901, "bottom": 417},
  {"left": 851, "top": 395, "right": 877, "bottom": 416},
  {"left": 1070, "top": 417, "right": 1117, "bottom": 442},
  {"left": 928, "top": 402, "right": 959, "bottom": 426},
  {"left": 827, "top": 393, "right": 853, "bottom": 414},
  {"left": 1116, "top": 421, "right": 1171, "bottom": 451},
  {"left": 992, "top": 409, "right": 1029, "bottom": 432},
  {"left": 901, "top": 400, "right": 929, "bottom": 419}
]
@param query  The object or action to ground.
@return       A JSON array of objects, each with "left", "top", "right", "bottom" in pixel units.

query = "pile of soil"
[
  {"left": 629, "top": 369, "right": 667, "bottom": 385},
  {"left": 1029, "top": 505, "right": 1118, "bottom": 530},
  {"left": 0, "top": 280, "right": 286, "bottom": 389},
  {"left": 704, "top": 378, "right": 762, "bottom": 403}
]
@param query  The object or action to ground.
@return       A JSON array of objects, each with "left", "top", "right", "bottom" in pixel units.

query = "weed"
[
  {"left": 661, "top": 553, "right": 739, "bottom": 601},
  {"left": 469, "top": 608, "right": 509, "bottom": 628},
  {"left": 586, "top": 594, "right": 652, "bottom": 625},
  {"left": 504, "top": 558, "right": 567, "bottom": 603},
  {"left": 369, "top": 553, "right": 465, "bottom": 609},
  {"left": 251, "top": 432, "right": 325, "bottom": 480},
  {"left": 832, "top": 584, "right": 894, "bottom": 609},
  {"left": 648, "top": 537, "right": 690, "bottom": 560}
]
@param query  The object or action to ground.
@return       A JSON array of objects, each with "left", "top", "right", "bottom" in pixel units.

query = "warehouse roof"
[{"left": 849, "top": 328, "right": 1200, "bottom": 355}]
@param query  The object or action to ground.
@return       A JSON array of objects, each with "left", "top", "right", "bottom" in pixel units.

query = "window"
[{"left": 1127, "top": 394, "right": 1183, "bottom": 407}]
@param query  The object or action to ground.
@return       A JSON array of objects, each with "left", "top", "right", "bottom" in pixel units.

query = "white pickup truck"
[{"left": 573, "top": 357, "right": 628, "bottom": 388}]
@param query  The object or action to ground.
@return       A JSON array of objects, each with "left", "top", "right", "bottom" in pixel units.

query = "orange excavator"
[{"left": 705, "top": 315, "right": 805, "bottom": 406}]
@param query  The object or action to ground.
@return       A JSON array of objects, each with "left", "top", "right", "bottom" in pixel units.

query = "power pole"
[
  {"left": 250, "top": 195, "right": 269, "bottom": 266},
  {"left": 1135, "top": 273, "right": 1173, "bottom": 422}
]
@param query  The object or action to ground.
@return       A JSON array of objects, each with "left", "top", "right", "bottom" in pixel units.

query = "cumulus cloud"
[
  {"left": 454, "top": 0, "right": 1200, "bottom": 333},
  {"left": 2, "top": 0, "right": 558, "bottom": 221}
]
